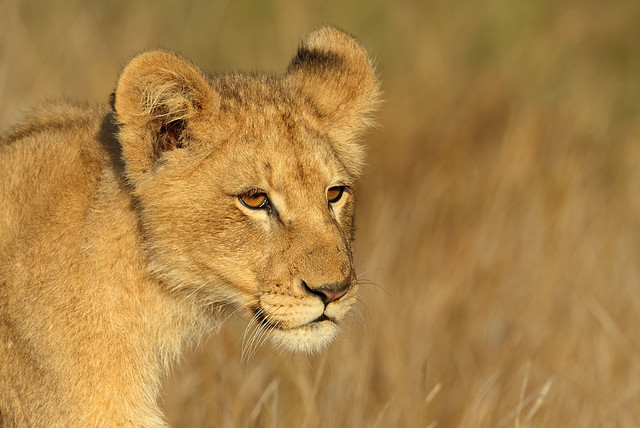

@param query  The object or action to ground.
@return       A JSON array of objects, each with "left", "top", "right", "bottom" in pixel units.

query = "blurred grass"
[{"left": 3, "top": 0, "right": 640, "bottom": 426}]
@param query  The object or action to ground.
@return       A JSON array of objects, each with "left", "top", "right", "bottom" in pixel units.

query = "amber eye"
[
  {"left": 239, "top": 192, "right": 269, "bottom": 210},
  {"left": 327, "top": 186, "right": 345, "bottom": 204}
]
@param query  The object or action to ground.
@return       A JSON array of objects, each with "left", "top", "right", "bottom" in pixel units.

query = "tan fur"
[{"left": 0, "top": 27, "right": 380, "bottom": 426}]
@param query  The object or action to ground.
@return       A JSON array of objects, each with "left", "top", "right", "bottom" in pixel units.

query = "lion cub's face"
[{"left": 113, "top": 28, "right": 380, "bottom": 353}]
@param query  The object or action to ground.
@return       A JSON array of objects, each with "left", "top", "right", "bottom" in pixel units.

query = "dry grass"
[{"left": 3, "top": 0, "right": 640, "bottom": 426}]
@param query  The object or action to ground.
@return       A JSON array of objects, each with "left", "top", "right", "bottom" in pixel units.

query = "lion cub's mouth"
[
  {"left": 252, "top": 307, "right": 336, "bottom": 330},
  {"left": 244, "top": 300, "right": 347, "bottom": 354}
]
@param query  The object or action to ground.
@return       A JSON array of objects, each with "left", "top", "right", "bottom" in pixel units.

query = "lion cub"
[{"left": 0, "top": 27, "right": 379, "bottom": 426}]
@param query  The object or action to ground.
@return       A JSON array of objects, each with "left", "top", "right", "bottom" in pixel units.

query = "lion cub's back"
[{"left": 0, "top": 103, "right": 108, "bottom": 250}]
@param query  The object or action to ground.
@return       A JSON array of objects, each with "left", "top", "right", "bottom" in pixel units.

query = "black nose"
[{"left": 302, "top": 280, "right": 350, "bottom": 304}]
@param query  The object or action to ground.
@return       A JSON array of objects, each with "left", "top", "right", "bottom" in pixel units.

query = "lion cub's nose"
[
  {"left": 302, "top": 280, "right": 350, "bottom": 304},
  {"left": 315, "top": 287, "right": 349, "bottom": 304}
]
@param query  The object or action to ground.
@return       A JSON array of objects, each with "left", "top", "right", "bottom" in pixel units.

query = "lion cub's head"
[{"left": 112, "top": 27, "right": 380, "bottom": 353}]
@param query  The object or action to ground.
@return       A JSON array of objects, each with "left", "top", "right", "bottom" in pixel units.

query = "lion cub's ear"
[
  {"left": 286, "top": 27, "right": 381, "bottom": 174},
  {"left": 113, "top": 50, "right": 219, "bottom": 182}
]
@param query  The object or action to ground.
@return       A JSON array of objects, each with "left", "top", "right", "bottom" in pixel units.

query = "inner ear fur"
[
  {"left": 113, "top": 50, "right": 219, "bottom": 180},
  {"left": 286, "top": 27, "right": 381, "bottom": 171}
]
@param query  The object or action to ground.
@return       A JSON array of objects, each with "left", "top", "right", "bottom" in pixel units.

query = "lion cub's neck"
[{"left": 58, "top": 152, "right": 213, "bottom": 424}]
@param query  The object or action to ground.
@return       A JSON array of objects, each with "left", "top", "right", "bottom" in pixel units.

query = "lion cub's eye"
[
  {"left": 239, "top": 192, "right": 270, "bottom": 210},
  {"left": 327, "top": 186, "right": 345, "bottom": 204}
]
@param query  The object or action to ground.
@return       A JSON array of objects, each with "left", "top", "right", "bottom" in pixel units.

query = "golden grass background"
[{"left": 2, "top": 0, "right": 640, "bottom": 426}]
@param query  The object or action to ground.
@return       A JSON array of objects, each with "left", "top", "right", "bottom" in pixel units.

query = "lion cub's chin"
[{"left": 267, "top": 321, "right": 339, "bottom": 353}]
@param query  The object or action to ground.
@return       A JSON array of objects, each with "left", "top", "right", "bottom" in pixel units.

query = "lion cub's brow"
[{"left": 221, "top": 124, "right": 351, "bottom": 198}]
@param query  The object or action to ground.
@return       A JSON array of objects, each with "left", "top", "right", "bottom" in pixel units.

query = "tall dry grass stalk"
[{"left": 2, "top": 0, "right": 640, "bottom": 426}]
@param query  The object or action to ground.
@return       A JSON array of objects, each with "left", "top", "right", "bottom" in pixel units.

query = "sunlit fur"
[{"left": 0, "top": 27, "right": 380, "bottom": 427}]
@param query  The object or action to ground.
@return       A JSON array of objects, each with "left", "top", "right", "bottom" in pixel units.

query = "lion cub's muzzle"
[{"left": 251, "top": 241, "right": 357, "bottom": 352}]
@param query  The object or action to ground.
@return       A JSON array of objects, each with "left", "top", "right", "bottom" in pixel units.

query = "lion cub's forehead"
[
  {"left": 211, "top": 75, "right": 352, "bottom": 194},
  {"left": 238, "top": 115, "right": 346, "bottom": 194},
  {"left": 212, "top": 102, "right": 344, "bottom": 196}
]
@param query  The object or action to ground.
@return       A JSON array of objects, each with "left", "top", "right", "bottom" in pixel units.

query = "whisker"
[
  {"left": 349, "top": 302, "right": 367, "bottom": 330},
  {"left": 352, "top": 296, "right": 371, "bottom": 318},
  {"left": 357, "top": 280, "right": 393, "bottom": 303},
  {"left": 252, "top": 324, "right": 272, "bottom": 360},
  {"left": 356, "top": 267, "right": 384, "bottom": 279},
  {"left": 216, "top": 303, "right": 252, "bottom": 330},
  {"left": 242, "top": 305, "right": 280, "bottom": 363},
  {"left": 245, "top": 317, "right": 272, "bottom": 362},
  {"left": 241, "top": 311, "right": 264, "bottom": 363}
]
